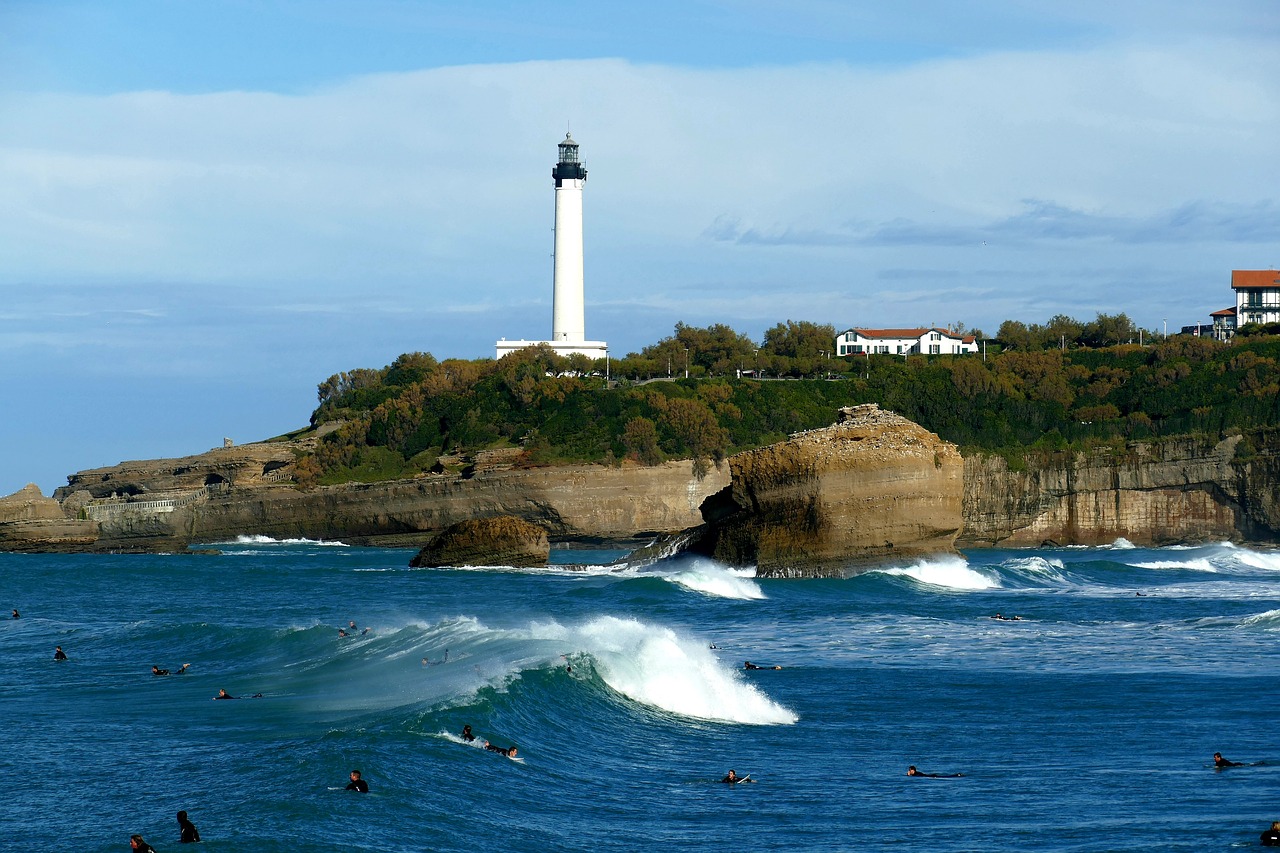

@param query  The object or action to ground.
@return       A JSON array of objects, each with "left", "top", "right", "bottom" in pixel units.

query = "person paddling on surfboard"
[
  {"left": 720, "top": 769, "right": 755, "bottom": 783},
  {"left": 1213, "top": 752, "right": 1243, "bottom": 768},
  {"left": 907, "top": 765, "right": 963, "bottom": 778},
  {"left": 484, "top": 741, "right": 517, "bottom": 758},
  {"left": 460, "top": 724, "right": 476, "bottom": 742},
  {"left": 345, "top": 770, "right": 369, "bottom": 792}
]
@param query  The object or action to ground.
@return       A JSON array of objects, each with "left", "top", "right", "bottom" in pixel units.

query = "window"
[
  {"left": 929, "top": 344, "right": 940, "bottom": 354},
  {"left": 852, "top": 345, "right": 863, "bottom": 354}
]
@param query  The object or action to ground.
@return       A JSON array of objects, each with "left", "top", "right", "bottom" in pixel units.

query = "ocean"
[{"left": 2, "top": 539, "right": 1277, "bottom": 851}]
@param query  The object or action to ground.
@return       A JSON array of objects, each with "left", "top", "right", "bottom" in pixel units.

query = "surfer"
[
  {"left": 338, "top": 628, "right": 348, "bottom": 637},
  {"left": 1260, "top": 821, "right": 1280, "bottom": 846},
  {"left": 345, "top": 770, "right": 369, "bottom": 792},
  {"left": 743, "top": 661, "right": 781, "bottom": 670},
  {"left": 53, "top": 646, "right": 67, "bottom": 661},
  {"left": 214, "top": 689, "right": 236, "bottom": 699},
  {"left": 423, "top": 649, "right": 449, "bottom": 666},
  {"left": 461, "top": 724, "right": 475, "bottom": 742},
  {"left": 907, "top": 765, "right": 963, "bottom": 778},
  {"left": 720, "top": 769, "right": 755, "bottom": 784},
  {"left": 152, "top": 665, "right": 170, "bottom": 676},
  {"left": 129, "top": 834, "right": 157, "bottom": 852},
  {"left": 11, "top": 608, "right": 18, "bottom": 619},
  {"left": 1213, "top": 752, "right": 1243, "bottom": 768},
  {"left": 484, "top": 741, "right": 517, "bottom": 758},
  {"left": 177, "top": 810, "right": 200, "bottom": 843}
]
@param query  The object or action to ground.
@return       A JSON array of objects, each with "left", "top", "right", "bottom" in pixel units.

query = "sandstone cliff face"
[
  {"left": 0, "top": 484, "right": 100, "bottom": 552},
  {"left": 52, "top": 444, "right": 300, "bottom": 500},
  {"left": 5, "top": 458, "right": 728, "bottom": 552},
  {"left": 409, "top": 516, "right": 550, "bottom": 568},
  {"left": 694, "top": 404, "right": 964, "bottom": 577},
  {"left": 960, "top": 434, "right": 1280, "bottom": 546}
]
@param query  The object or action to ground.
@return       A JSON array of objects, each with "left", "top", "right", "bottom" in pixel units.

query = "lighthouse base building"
[{"left": 495, "top": 133, "right": 607, "bottom": 362}]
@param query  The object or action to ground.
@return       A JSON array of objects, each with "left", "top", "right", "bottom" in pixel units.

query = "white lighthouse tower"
[{"left": 496, "top": 133, "right": 607, "bottom": 361}]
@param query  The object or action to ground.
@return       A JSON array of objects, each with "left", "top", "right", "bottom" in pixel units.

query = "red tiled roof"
[
  {"left": 1231, "top": 270, "right": 1280, "bottom": 289},
  {"left": 1210, "top": 307, "right": 1237, "bottom": 317},
  {"left": 850, "top": 328, "right": 929, "bottom": 339}
]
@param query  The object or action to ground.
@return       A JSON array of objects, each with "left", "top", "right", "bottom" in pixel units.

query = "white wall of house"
[{"left": 836, "top": 328, "right": 976, "bottom": 356}]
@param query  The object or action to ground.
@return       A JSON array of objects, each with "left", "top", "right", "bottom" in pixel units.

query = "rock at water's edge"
[
  {"left": 694, "top": 404, "right": 964, "bottom": 577},
  {"left": 410, "top": 516, "right": 550, "bottom": 568}
]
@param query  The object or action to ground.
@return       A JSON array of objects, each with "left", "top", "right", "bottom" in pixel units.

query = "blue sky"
[{"left": 1, "top": 1, "right": 1277, "bottom": 496}]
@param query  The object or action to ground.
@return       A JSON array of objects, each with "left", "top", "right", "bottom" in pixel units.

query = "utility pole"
[
  {"left": 1163, "top": 318, "right": 1167, "bottom": 339},
  {"left": 683, "top": 347, "right": 689, "bottom": 379}
]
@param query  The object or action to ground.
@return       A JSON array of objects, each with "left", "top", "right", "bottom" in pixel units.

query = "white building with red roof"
[
  {"left": 836, "top": 327, "right": 977, "bottom": 357},
  {"left": 1232, "top": 269, "right": 1280, "bottom": 328}
]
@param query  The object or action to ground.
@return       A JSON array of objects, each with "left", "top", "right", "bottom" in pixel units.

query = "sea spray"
[
  {"left": 875, "top": 555, "right": 998, "bottom": 591},
  {"left": 660, "top": 559, "right": 764, "bottom": 600},
  {"left": 524, "top": 615, "right": 796, "bottom": 724}
]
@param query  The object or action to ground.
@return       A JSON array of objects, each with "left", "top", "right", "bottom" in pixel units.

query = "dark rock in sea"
[{"left": 409, "top": 516, "right": 550, "bottom": 568}]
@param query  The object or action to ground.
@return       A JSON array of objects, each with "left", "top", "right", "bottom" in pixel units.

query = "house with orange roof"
[
  {"left": 1232, "top": 269, "right": 1280, "bottom": 328},
  {"left": 1209, "top": 306, "right": 1237, "bottom": 342},
  {"left": 836, "top": 327, "right": 977, "bottom": 357}
]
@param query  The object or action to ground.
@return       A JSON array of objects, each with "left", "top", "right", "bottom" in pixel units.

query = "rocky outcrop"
[
  {"left": 692, "top": 404, "right": 964, "bottom": 577},
  {"left": 0, "top": 484, "right": 100, "bottom": 552},
  {"left": 960, "top": 433, "right": 1280, "bottom": 546},
  {"left": 3, "top": 455, "right": 728, "bottom": 553},
  {"left": 410, "top": 516, "right": 549, "bottom": 568},
  {"left": 52, "top": 443, "right": 300, "bottom": 500}
]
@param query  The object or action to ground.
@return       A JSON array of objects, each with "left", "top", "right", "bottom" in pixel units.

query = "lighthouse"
[
  {"left": 552, "top": 133, "right": 586, "bottom": 343},
  {"left": 496, "top": 134, "right": 607, "bottom": 361}
]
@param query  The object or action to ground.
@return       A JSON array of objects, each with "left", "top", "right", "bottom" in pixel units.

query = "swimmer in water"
[
  {"left": 484, "top": 741, "right": 517, "bottom": 758},
  {"left": 53, "top": 646, "right": 67, "bottom": 661},
  {"left": 177, "top": 810, "right": 200, "bottom": 844},
  {"left": 11, "top": 609, "right": 19, "bottom": 619},
  {"left": 461, "top": 724, "right": 475, "bottom": 742},
  {"left": 345, "top": 770, "right": 369, "bottom": 792},
  {"left": 1260, "top": 821, "right": 1280, "bottom": 847},
  {"left": 907, "top": 765, "right": 963, "bottom": 778},
  {"left": 1213, "top": 752, "right": 1243, "bottom": 768}
]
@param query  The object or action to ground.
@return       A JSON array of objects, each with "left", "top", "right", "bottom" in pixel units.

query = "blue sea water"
[{"left": 2, "top": 538, "right": 1278, "bottom": 851}]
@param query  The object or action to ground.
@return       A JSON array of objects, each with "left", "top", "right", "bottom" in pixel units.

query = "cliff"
[
  {"left": 691, "top": 404, "right": 965, "bottom": 577},
  {"left": 960, "top": 432, "right": 1280, "bottom": 546},
  {"left": 5, "top": 449, "right": 728, "bottom": 552}
]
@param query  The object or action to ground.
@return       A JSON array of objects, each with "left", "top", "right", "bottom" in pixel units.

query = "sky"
[{"left": 1, "top": 0, "right": 1278, "bottom": 496}]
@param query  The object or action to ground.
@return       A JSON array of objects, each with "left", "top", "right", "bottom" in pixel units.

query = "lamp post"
[
  {"left": 1163, "top": 318, "right": 1167, "bottom": 340},
  {"left": 754, "top": 348, "right": 759, "bottom": 378},
  {"left": 683, "top": 347, "right": 689, "bottom": 379},
  {"left": 605, "top": 347, "right": 609, "bottom": 383}
]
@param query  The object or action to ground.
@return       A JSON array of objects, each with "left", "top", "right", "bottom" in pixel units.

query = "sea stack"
[{"left": 693, "top": 405, "right": 964, "bottom": 577}]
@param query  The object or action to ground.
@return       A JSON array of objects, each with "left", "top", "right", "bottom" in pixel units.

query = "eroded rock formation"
[
  {"left": 692, "top": 404, "right": 965, "bottom": 577},
  {"left": 961, "top": 433, "right": 1280, "bottom": 546},
  {"left": 409, "top": 516, "right": 549, "bottom": 568}
]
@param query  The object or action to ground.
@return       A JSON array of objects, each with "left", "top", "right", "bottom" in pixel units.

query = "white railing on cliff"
[{"left": 83, "top": 482, "right": 230, "bottom": 521}]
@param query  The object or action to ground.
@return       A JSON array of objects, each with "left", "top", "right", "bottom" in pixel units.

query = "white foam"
[
  {"left": 1228, "top": 548, "right": 1280, "bottom": 572},
  {"left": 1130, "top": 558, "right": 1218, "bottom": 572},
  {"left": 1241, "top": 609, "right": 1280, "bottom": 628},
  {"left": 1107, "top": 538, "right": 1137, "bottom": 550},
  {"left": 664, "top": 561, "right": 764, "bottom": 600},
  {"left": 230, "top": 534, "right": 348, "bottom": 546},
  {"left": 525, "top": 616, "right": 797, "bottom": 725},
  {"left": 877, "top": 556, "right": 999, "bottom": 590}
]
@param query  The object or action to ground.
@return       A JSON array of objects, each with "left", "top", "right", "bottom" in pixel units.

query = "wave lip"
[
  {"left": 529, "top": 616, "right": 796, "bottom": 725},
  {"left": 662, "top": 560, "right": 764, "bottom": 600},
  {"left": 875, "top": 555, "right": 999, "bottom": 590}
]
